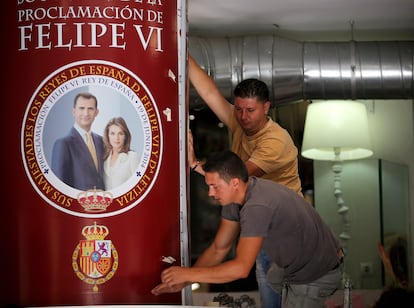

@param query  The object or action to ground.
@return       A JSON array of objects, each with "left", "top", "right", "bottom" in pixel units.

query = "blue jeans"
[
  {"left": 266, "top": 261, "right": 343, "bottom": 308},
  {"left": 256, "top": 250, "right": 282, "bottom": 308}
]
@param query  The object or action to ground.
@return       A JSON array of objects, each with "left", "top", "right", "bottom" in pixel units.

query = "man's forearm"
[
  {"left": 188, "top": 55, "right": 232, "bottom": 125},
  {"left": 187, "top": 259, "right": 251, "bottom": 284},
  {"left": 193, "top": 244, "right": 229, "bottom": 268}
]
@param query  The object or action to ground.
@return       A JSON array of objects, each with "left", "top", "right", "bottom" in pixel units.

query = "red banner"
[{"left": 2, "top": 0, "right": 187, "bottom": 306}]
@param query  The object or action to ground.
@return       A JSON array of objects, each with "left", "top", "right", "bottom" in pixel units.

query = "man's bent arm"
[
  {"left": 194, "top": 218, "right": 240, "bottom": 267},
  {"left": 245, "top": 160, "right": 266, "bottom": 178},
  {"left": 161, "top": 236, "right": 262, "bottom": 286}
]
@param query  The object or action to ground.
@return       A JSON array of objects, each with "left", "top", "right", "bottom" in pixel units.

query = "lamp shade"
[{"left": 301, "top": 100, "right": 373, "bottom": 161}]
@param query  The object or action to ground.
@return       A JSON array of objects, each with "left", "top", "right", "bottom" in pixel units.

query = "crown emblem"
[
  {"left": 81, "top": 221, "right": 109, "bottom": 240},
  {"left": 73, "top": 222, "right": 118, "bottom": 292},
  {"left": 77, "top": 188, "right": 113, "bottom": 212}
]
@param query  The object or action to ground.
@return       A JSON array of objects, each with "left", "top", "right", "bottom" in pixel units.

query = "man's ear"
[
  {"left": 230, "top": 177, "right": 240, "bottom": 189},
  {"left": 264, "top": 101, "right": 271, "bottom": 114}
]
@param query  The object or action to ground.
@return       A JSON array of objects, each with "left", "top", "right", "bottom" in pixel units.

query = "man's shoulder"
[
  {"left": 264, "top": 118, "right": 285, "bottom": 132},
  {"left": 55, "top": 130, "right": 74, "bottom": 142},
  {"left": 261, "top": 119, "right": 296, "bottom": 143},
  {"left": 91, "top": 132, "right": 103, "bottom": 144},
  {"left": 91, "top": 131, "right": 102, "bottom": 138},
  {"left": 54, "top": 128, "right": 82, "bottom": 145},
  {"left": 253, "top": 176, "right": 291, "bottom": 191}
]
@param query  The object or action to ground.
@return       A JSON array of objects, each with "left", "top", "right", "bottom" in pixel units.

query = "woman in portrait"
[{"left": 103, "top": 117, "right": 139, "bottom": 190}]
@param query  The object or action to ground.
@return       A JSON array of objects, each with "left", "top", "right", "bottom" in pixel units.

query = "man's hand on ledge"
[{"left": 151, "top": 282, "right": 187, "bottom": 296}]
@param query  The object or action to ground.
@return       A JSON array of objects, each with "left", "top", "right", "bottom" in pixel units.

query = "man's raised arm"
[{"left": 188, "top": 55, "right": 233, "bottom": 126}]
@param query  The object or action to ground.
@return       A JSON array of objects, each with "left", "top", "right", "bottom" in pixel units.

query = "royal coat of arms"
[{"left": 72, "top": 222, "right": 118, "bottom": 292}]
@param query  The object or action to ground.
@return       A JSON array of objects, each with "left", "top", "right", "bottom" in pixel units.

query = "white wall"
[
  {"left": 313, "top": 99, "right": 414, "bottom": 288},
  {"left": 368, "top": 99, "right": 414, "bottom": 285},
  {"left": 315, "top": 159, "right": 380, "bottom": 288}
]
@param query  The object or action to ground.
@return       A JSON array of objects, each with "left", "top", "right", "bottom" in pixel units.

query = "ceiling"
[{"left": 187, "top": 0, "right": 414, "bottom": 40}]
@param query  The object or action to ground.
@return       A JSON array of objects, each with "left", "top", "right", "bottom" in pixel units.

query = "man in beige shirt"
[{"left": 187, "top": 55, "right": 303, "bottom": 308}]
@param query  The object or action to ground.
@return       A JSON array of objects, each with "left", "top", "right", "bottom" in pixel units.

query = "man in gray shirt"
[{"left": 152, "top": 151, "right": 343, "bottom": 308}]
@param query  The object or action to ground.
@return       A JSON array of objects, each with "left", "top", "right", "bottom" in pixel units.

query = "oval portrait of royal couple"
[{"left": 21, "top": 60, "right": 163, "bottom": 218}]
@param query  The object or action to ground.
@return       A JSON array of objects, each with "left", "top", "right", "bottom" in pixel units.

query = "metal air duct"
[{"left": 189, "top": 36, "right": 414, "bottom": 107}]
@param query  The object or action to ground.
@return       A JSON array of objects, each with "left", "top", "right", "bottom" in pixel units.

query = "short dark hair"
[
  {"left": 74, "top": 92, "right": 98, "bottom": 108},
  {"left": 233, "top": 78, "right": 270, "bottom": 103},
  {"left": 202, "top": 150, "right": 249, "bottom": 183}
]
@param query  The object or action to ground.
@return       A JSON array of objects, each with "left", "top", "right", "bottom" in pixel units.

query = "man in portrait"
[{"left": 52, "top": 92, "right": 105, "bottom": 191}]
